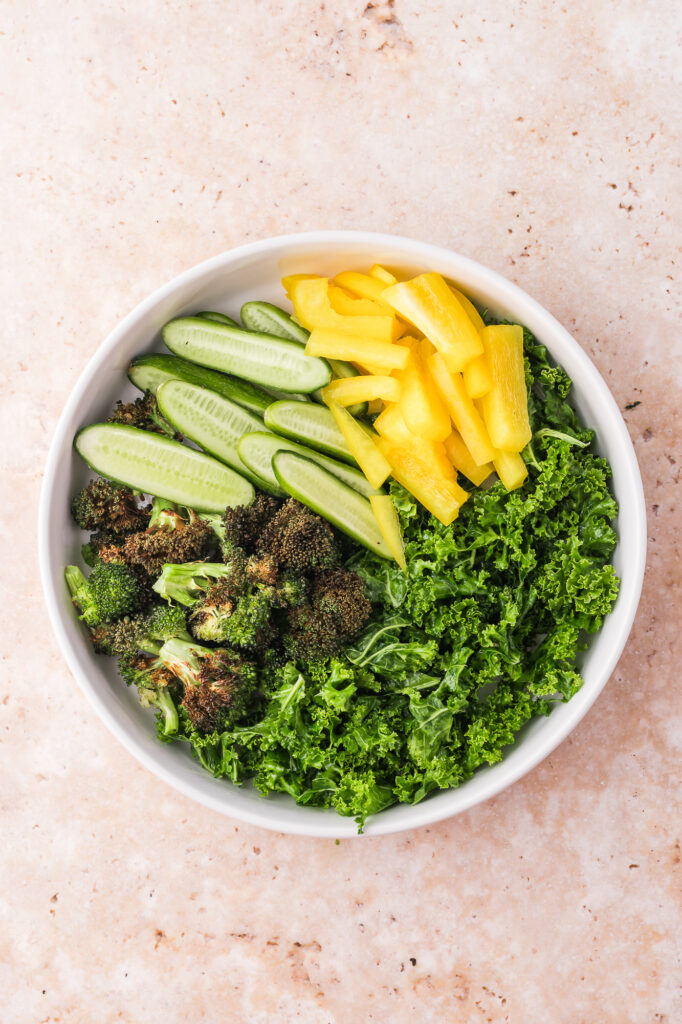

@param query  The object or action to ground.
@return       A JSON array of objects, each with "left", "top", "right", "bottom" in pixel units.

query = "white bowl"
[{"left": 39, "top": 231, "right": 646, "bottom": 837}]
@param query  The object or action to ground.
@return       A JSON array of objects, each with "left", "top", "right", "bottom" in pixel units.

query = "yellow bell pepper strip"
[
  {"left": 334, "top": 271, "right": 393, "bottom": 310},
  {"left": 426, "top": 352, "right": 496, "bottom": 465},
  {"left": 463, "top": 355, "right": 492, "bottom": 399},
  {"left": 326, "top": 399, "right": 392, "bottom": 490},
  {"left": 398, "top": 341, "right": 451, "bottom": 442},
  {"left": 382, "top": 273, "right": 484, "bottom": 371},
  {"left": 444, "top": 431, "right": 494, "bottom": 486},
  {"left": 369, "top": 494, "right": 407, "bottom": 570},
  {"left": 289, "top": 277, "right": 398, "bottom": 342},
  {"left": 323, "top": 374, "right": 401, "bottom": 407},
  {"left": 449, "top": 287, "right": 486, "bottom": 331},
  {"left": 492, "top": 448, "right": 528, "bottom": 490},
  {"left": 478, "top": 325, "right": 532, "bottom": 452},
  {"left": 374, "top": 402, "right": 413, "bottom": 443},
  {"left": 306, "top": 329, "right": 409, "bottom": 373},
  {"left": 328, "top": 285, "right": 390, "bottom": 318},
  {"left": 377, "top": 438, "right": 468, "bottom": 525},
  {"left": 281, "top": 273, "right": 318, "bottom": 297},
  {"left": 374, "top": 403, "right": 455, "bottom": 480},
  {"left": 369, "top": 264, "right": 398, "bottom": 285},
  {"left": 367, "top": 398, "right": 385, "bottom": 416}
]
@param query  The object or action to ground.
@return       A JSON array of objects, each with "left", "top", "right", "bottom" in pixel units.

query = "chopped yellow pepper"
[
  {"left": 334, "top": 271, "right": 393, "bottom": 310},
  {"left": 377, "top": 439, "right": 468, "bottom": 525},
  {"left": 426, "top": 352, "right": 496, "bottom": 465},
  {"left": 374, "top": 403, "right": 454, "bottom": 480},
  {"left": 374, "top": 402, "right": 413, "bottom": 443},
  {"left": 463, "top": 356, "right": 492, "bottom": 399},
  {"left": 493, "top": 449, "right": 528, "bottom": 490},
  {"left": 383, "top": 273, "right": 484, "bottom": 371},
  {"left": 328, "top": 285, "right": 389, "bottom": 318},
  {"left": 478, "top": 325, "right": 532, "bottom": 452},
  {"left": 281, "top": 273, "right": 318, "bottom": 297},
  {"left": 289, "top": 277, "right": 398, "bottom": 342},
  {"left": 323, "top": 375, "right": 401, "bottom": 407},
  {"left": 306, "top": 329, "right": 409, "bottom": 372},
  {"left": 326, "top": 399, "right": 391, "bottom": 490},
  {"left": 444, "top": 431, "right": 494, "bottom": 486},
  {"left": 369, "top": 265, "right": 398, "bottom": 285},
  {"left": 369, "top": 494, "right": 407, "bottom": 570},
  {"left": 398, "top": 341, "right": 451, "bottom": 442},
  {"left": 449, "top": 287, "right": 486, "bottom": 331}
]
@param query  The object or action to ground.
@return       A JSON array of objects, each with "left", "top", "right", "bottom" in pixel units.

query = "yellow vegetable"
[
  {"left": 323, "top": 375, "right": 401, "bottom": 407},
  {"left": 374, "top": 402, "right": 413, "bottom": 443},
  {"left": 478, "top": 325, "right": 532, "bottom": 452},
  {"left": 377, "top": 439, "right": 468, "bottom": 525},
  {"left": 369, "top": 265, "right": 398, "bottom": 285},
  {"left": 289, "top": 277, "right": 397, "bottom": 342},
  {"left": 326, "top": 399, "right": 391, "bottom": 490},
  {"left": 398, "top": 342, "right": 451, "bottom": 442},
  {"left": 383, "top": 273, "right": 484, "bottom": 371},
  {"left": 444, "top": 431, "right": 494, "bottom": 486},
  {"left": 449, "top": 287, "right": 486, "bottom": 331},
  {"left": 281, "top": 273, "right": 318, "bottom": 297},
  {"left": 426, "top": 352, "right": 496, "bottom": 465},
  {"left": 463, "top": 355, "right": 492, "bottom": 399},
  {"left": 374, "top": 403, "right": 454, "bottom": 480},
  {"left": 306, "top": 329, "right": 409, "bottom": 372},
  {"left": 367, "top": 398, "right": 385, "bottom": 415},
  {"left": 369, "top": 494, "right": 407, "bottom": 570},
  {"left": 328, "top": 285, "right": 389, "bottom": 318},
  {"left": 493, "top": 449, "right": 528, "bottom": 490},
  {"left": 334, "top": 271, "right": 393, "bottom": 310}
]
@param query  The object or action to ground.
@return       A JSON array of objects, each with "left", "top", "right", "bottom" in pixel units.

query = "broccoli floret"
[
  {"left": 107, "top": 390, "right": 177, "bottom": 437},
  {"left": 222, "top": 493, "right": 282, "bottom": 553},
  {"left": 272, "top": 573, "right": 309, "bottom": 608},
  {"left": 117, "top": 499, "right": 215, "bottom": 577},
  {"left": 246, "top": 552, "right": 279, "bottom": 587},
  {"left": 153, "top": 560, "right": 242, "bottom": 606},
  {"left": 65, "top": 562, "right": 143, "bottom": 625},
  {"left": 284, "top": 568, "right": 371, "bottom": 659},
  {"left": 71, "top": 478, "right": 149, "bottom": 534},
  {"left": 119, "top": 654, "right": 180, "bottom": 736},
  {"left": 158, "top": 637, "right": 258, "bottom": 732},
  {"left": 190, "top": 583, "right": 273, "bottom": 650},
  {"left": 89, "top": 613, "right": 148, "bottom": 657},
  {"left": 257, "top": 499, "right": 338, "bottom": 573}
]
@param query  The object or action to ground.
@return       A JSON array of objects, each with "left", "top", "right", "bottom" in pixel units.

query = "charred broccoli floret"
[
  {"left": 107, "top": 390, "right": 177, "bottom": 437},
  {"left": 222, "top": 493, "right": 282, "bottom": 553},
  {"left": 119, "top": 654, "right": 180, "bottom": 736},
  {"left": 159, "top": 637, "right": 258, "bottom": 732},
  {"left": 190, "top": 582, "right": 273, "bottom": 650},
  {"left": 117, "top": 499, "right": 215, "bottom": 577},
  {"left": 284, "top": 568, "right": 371, "bottom": 659},
  {"left": 89, "top": 613, "right": 148, "bottom": 657},
  {"left": 65, "top": 562, "right": 143, "bottom": 625},
  {"left": 153, "top": 560, "right": 243, "bottom": 605},
  {"left": 71, "top": 478, "right": 149, "bottom": 535},
  {"left": 257, "top": 499, "right": 338, "bottom": 573}
]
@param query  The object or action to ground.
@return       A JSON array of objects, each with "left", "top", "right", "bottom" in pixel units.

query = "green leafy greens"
[{"left": 173, "top": 329, "right": 620, "bottom": 830}]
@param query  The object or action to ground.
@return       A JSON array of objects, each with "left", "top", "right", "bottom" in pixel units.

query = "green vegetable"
[
  {"left": 128, "top": 353, "right": 272, "bottom": 416},
  {"left": 240, "top": 301, "right": 309, "bottom": 344},
  {"left": 264, "top": 400, "right": 356, "bottom": 463},
  {"left": 65, "top": 562, "right": 142, "bottom": 625},
  {"left": 197, "top": 310, "right": 241, "bottom": 328}
]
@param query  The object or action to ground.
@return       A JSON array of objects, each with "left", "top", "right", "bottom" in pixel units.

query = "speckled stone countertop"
[{"left": 2, "top": 2, "right": 680, "bottom": 1021}]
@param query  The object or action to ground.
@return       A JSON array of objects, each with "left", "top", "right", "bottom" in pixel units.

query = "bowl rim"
[{"left": 38, "top": 230, "right": 647, "bottom": 837}]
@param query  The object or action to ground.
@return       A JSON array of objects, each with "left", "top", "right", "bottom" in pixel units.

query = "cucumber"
[
  {"left": 156, "top": 380, "right": 279, "bottom": 495},
  {"left": 74, "top": 424, "right": 253, "bottom": 512},
  {"left": 197, "top": 310, "right": 241, "bottom": 328},
  {"left": 238, "top": 431, "right": 382, "bottom": 499},
  {"left": 162, "top": 317, "right": 331, "bottom": 393},
  {"left": 128, "top": 354, "right": 271, "bottom": 416},
  {"left": 272, "top": 452, "right": 391, "bottom": 560},
  {"left": 264, "top": 400, "right": 355, "bottom": 464},
  {"left": 240, "top": 301, "right": 309, "bottom": 344}
]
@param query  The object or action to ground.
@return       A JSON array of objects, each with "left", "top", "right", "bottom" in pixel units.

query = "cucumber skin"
[
  {"left": 128, "top": 353, "right": 271, "bottom": 416},
  {"left": 162, "top": 317, "right": 331, "bottom": 393},
  {"left": 240, "top": 301, "right": 309, "bottom": 345},
  {"left": 155, "top": 381, "right": 281, "bottom": 497},
  {"left": 238, "top": 430, "right": 382, "bottom": 499},
  {"left": 197, "top": 310, "right": 241, "bottom": 329},
  {"left": 272, "top": 452, "right": 391, "bottom": 560},
  {"left": 74, "top": 423, "right": 254, "bottom": 513},
  {"left": 264, "top": 400, "right": 356, "bottom": 465}
]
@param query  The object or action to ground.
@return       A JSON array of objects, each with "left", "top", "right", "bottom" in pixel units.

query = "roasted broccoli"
[
  {"left": 190, "top": 582, "right": 274, "bottom": 650},
  {"left": 222, "top": 493, "right": 282, "bottom": 553},
  {"left": 107, "top": 390, "right": 177, "bottom": 437},
  {"left": 284, "top": 567, "right": 371, "bottom": 658},
  {"left": 71, "top": 478, "right": 149, "bottom": 535},
  {"left": 65, "top": 562, "right": 143, "bottom": 625},
  {"left": 159, "top": 637, "right": 258, "bottom": 732},
  {"left": 119, "top": 654, "right": 180, "bottom": 736},
  {"left": 106, "top": 498, "right": 216, "bottom": 577},
  {"left": 153, "top": 560, "right": 240, "bottom": 605},
  {"left": 257, "top": 498, "right": 338, "bottom": 573}
]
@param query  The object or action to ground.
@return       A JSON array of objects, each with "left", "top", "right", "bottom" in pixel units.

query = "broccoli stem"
[
  {"left": 64, "top": 565, "right": 100, "bottom": 626},
  {"left": 156, "top": 689, "right": 179, "bottom": 736}
]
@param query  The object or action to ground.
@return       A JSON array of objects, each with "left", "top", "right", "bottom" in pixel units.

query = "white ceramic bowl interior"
[{"left": 39, "top": 231, "right": 646, "bottom": 837}]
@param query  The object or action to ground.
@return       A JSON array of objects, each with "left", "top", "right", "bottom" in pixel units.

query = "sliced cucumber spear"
[
  {"left": 74, "top": 424, "right": 254, "bottom": 512},
  {"left": 264, "top": 400, "right": 356, "bottom": 464},
  {"left": 240, "top": 301, "right": 309, "bottom": 344},
  {"left": 162, "top": 317, "right": 331, "bottom": 393},
  {"left": 156, "top": 380, "right": 280, "bottom": 495},
  {"left": 238, "top": 431, "right": 382, "bottom": 499},
  {"left": 272, "top": 451, "right": 391, "bottom": 560},
  {"left": 128, "top": 353, "right": 271, "bottom": 416},
  {"left": 197, "top": 310, "right": 241, "bottom": 329}
]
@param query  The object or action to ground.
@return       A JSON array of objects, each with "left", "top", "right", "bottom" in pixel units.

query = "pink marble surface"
[{"left": 2, "top": 1, "right": 680, "bottom": 1020}]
